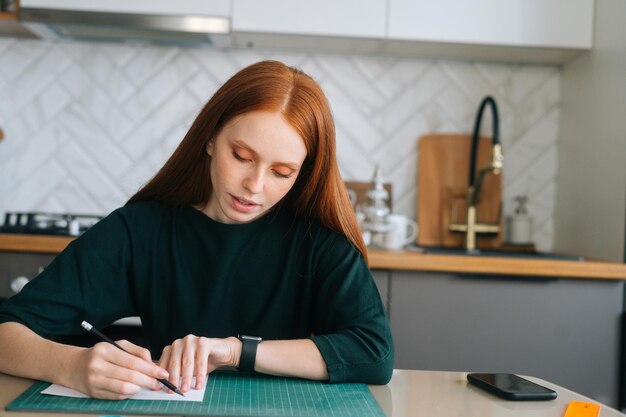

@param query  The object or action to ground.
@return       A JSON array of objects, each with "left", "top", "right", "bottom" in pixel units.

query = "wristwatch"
[{"left": 237, "top": 335, "right": 262, "bottom": 373}]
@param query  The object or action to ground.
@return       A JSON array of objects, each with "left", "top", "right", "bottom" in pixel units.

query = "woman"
[{"left": 0, "top": 60, "right": 394, "bottom": 400}]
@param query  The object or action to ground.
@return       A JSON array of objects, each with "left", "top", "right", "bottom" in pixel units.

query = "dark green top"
[{"left": 0, "top": 202, "right": 394, "bottom": 384}]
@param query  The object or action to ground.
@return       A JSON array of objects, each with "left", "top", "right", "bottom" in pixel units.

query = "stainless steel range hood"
[{"left": 19, "top": 0, "right": 231, "bottom": 45}]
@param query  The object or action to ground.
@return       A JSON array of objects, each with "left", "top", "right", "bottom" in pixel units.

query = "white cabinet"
[
  {"left": 388, "top": 0, "right": 593, "bottom": 49},
  {"left": 232, "top": 0, "right": 386, "bottom": 39}
]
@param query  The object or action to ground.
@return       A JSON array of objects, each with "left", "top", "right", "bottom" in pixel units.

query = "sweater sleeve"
[
  {"left": 309, "top": 233, "right": 394, "bottom": 385},
  {"left": 0, "top": 208, "right": 137, "bottom": 339}
]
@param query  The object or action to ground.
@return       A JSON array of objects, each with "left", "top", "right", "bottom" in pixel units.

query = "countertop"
[{"left": 1, "top": 233, "right": 626, "bottom": 280}]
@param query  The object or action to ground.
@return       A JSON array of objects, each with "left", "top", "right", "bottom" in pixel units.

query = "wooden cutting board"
[{"left": 417, "top": 134, "right": 503, "bottom": 248}]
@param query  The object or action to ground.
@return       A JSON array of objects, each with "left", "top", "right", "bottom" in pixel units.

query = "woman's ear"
[{"left": 206, "top": 141, "right": 214, "bottom": 157}]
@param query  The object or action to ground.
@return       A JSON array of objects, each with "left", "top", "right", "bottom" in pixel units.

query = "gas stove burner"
[{"left": 0, "top": 212, "right": 103, "bottom": 237}]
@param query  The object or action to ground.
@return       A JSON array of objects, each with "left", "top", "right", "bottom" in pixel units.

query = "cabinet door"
[
  {"left": 371, "top": 270, "right": 390, "bottom": 315},
  {"left": 388, "top": 0, "right": 593, "bottom": 49},
  {"left": 233, "top": 0, "right": 387, "bottom": 38},
  {"left": 390, "top": 271, "right": 622, "bottom": 407},
  {"left": 0, "top": 252, "right": 56, "bottom": 299}
]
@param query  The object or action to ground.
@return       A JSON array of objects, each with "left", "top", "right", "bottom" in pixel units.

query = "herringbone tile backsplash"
[{"left": 0, "top": 39, "right": 560, "bottom": 251}]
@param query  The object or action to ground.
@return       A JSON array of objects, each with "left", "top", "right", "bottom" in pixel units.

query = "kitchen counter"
[
  {"left": 369, "top": 248, "right": 626, "bottom": 280},
  {"left": 1, "top": 233, "right": 625, "bottom": 280}
]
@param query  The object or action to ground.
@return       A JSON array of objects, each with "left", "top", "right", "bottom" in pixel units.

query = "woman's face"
[{"left": 203, "top": 111, "right": 308, "bottom": 224}]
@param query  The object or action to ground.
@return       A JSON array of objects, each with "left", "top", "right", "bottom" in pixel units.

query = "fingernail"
[
  {"left": 159, "top": 371, "right": 169, "bottom": 379},
  {"left": 183, "top": 383, "right": 189, "bottom": 391}
]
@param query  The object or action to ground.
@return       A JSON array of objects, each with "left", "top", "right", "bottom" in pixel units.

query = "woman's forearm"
[
  {"left": 253, "top": 339, "right": 328, "bottom": 380},
  {"left": 0, "top": 322, "right": 83, "bottom": 386}
]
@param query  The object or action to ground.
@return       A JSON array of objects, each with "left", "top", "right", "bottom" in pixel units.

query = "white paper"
[{"left": 41, "top": 377, "right": 207, "bottom": 402}]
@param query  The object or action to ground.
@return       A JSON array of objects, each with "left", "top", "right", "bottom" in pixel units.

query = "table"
[{"left": 2, "top": 370, "right": 624, "bottom": 417}]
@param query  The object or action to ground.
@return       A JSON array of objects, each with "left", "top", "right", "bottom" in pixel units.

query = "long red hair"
[{"left": 127, "top": 60, "right": 367, "bottom": 262}]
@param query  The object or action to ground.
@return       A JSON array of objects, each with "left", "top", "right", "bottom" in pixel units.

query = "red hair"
[{"left": 127, "top": 60, "right": 367, "bottom": 262}]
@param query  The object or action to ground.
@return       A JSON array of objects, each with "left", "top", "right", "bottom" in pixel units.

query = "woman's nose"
[{"left": 243, "top": 170, "right": 264, "bottom": 193}]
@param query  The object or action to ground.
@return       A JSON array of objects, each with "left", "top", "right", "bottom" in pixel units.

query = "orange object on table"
[{"left": 563, "top": 401, "right": 601, "bottom": 417}]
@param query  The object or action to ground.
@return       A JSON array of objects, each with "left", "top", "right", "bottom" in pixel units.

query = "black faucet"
[
  {"left": 449, "top": 96, "right": 503, "bottom": 250},
  {"left": 468, "top": 96, "right": 503, "bottom": 206}
]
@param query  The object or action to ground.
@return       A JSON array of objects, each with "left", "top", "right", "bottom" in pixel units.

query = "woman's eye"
[
  {"left": 273, "top": 170, "right": 293, "bottom": 179},
  {"left": 232, "top": 150, "right": 248, "bottom": 162}
]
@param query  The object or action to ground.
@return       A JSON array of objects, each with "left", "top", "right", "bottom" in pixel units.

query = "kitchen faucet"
[{"left": 449, "top": 96, "right": 503, "bottom": 251}]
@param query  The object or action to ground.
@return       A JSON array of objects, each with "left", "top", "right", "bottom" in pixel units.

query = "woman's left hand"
[{"left": 158, "top": 335, "right": 240, "bottom": 393}]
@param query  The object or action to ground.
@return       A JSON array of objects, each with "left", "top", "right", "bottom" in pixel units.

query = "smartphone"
[{"left": 467, "top": 373, "right": 557, "bottom": 401}]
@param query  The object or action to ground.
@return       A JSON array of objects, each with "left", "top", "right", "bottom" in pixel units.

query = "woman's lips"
[{"left": 230, "top": 195, "right": 259, "bottom": 213}]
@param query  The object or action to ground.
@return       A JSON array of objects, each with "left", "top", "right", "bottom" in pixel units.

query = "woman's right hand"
[{"left": 70, "top": 340, "right": 170, "bottom": 400}]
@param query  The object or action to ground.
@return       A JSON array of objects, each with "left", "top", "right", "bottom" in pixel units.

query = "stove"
[{"left": 0, "top": 212, "right": 103, "bottom": 237}]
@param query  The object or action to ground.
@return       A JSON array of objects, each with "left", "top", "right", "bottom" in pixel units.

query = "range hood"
[{"left": 19, "top": 0, "right": 231, "bottom": 45}]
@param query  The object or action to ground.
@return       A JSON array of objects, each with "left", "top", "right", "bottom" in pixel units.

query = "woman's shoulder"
[
  {"left": 116, "top": 201, "right": 187, "bottom": 220},
  {"left": 119, "top": 200, "right": 170, "bottom": 213},
  {"left": 102, "top": 201, "right": 191, "bottom": 232},
  {"left": 282, "top": 215, "right": 366, "bottom": 271},
  {"left": 282, "top": 214, "right": 351, "bottom": 250}
]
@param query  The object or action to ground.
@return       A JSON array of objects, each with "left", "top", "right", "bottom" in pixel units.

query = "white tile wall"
[{"left": 0, "top": 38, "right": 561, "bottom": 251}]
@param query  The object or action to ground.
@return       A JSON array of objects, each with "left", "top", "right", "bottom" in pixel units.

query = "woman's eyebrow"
[{"left": 232, "top": 139, "right": 301, "bottom": 169}]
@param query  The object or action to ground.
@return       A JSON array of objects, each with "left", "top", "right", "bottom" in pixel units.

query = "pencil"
[{"left": 81, "top": 320, "right": 185, "bottom": 397}]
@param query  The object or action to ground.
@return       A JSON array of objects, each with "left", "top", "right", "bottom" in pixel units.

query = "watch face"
[
  {"left": 240, "top": 335, "right": 262, "bottom": 342},
  {"left": 238, "top": 334, "right": 263, "bottom": 343}
]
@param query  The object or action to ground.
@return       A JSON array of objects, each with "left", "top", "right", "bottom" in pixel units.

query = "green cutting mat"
[{"left": 6, "top": 371, "right": 385, "bottom": 417}]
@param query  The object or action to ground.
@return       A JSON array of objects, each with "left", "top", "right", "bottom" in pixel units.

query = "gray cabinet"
[
  {"left": 371, "top": 270, "right": 390, "bottom": 314},
  {"left": 0, "top": 252, "right": 56, "bottom": 299},
  {"left": 384, "top": 270, "right": 623, "bottom": 408}
]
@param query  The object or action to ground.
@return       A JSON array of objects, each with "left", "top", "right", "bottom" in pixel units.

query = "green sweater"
[{"left": 0, "top": 202, "right": 394, "bottom": 384}]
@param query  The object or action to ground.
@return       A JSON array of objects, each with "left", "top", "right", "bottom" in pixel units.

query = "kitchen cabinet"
[
  {"left": 388, "top": 0, "right": 593, "bottom": 49},
  {"left": 3, "top": 0, "right": 596, "bottom": 63},
  {"left": 232, "top": 0, "right": 386, "bottom": 39},
  {"left": 0, "top": 252, "right": 55, "bottom": 300},
  {"left": 387, "top": 270, "right": 622, "bottom": 408},
  {"left": 232, "top": 0, "right": 594, "bottom": 62},
  {"left": 372, "top": 270, "right": 390, "bottom": 314}
]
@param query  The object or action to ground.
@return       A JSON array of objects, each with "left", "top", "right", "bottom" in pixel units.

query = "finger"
[
  {"left": 154, "top": 346, "right": 172, "bottom": 391},
  {"left": 165, "top": 341, "right": 183, "bottom": 392},
  {"left": 105, "top": 361, "right": 164, "bottom": 392},
  {"left": 116, "top": 339, "right": 152, "bottom": 363},
  {"left": 90, "top": 375, "right": 143, "bottom": 400},
  {"left": 114, "top": 339, "right": 169, "bottom": 381},
  {"left": 98, "top": 343, "right": 168, "bottom": 383},
  {"left": 180, "top": 337, "right": 197, "bottom": 392},
  {"left": 194, "top": 341, "right": 210, "bottom": 389},
  {"left": 85, "top": 357, "right": 161, "bottom": 395}
]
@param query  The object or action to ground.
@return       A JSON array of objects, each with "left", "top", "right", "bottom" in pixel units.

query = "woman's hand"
[
  {"left": 71, "top": 340, "right": 169, "bottom": 400},
  {"left": 158, "top": 335, "right": 240, "bottom": 393}
]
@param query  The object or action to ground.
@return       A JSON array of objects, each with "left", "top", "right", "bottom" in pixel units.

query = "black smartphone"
[{"left": 467, "top": 373, "right": 558, "bottom": 401}]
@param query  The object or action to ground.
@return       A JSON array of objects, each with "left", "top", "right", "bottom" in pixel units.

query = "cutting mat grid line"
[{"left": 6, "top": 372, "right": 385, "bottom": 417}]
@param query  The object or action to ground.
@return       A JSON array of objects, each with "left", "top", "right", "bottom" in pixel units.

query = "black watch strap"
[{"left": 238, "top": 335, "right": 262, "bottom": 373}]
